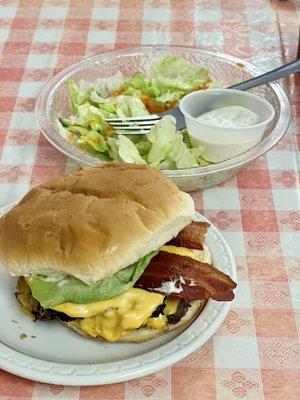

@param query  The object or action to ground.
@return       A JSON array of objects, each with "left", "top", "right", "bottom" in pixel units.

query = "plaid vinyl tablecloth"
[{"left": 0, "top": 0, "right": 299, "bottom": 399}]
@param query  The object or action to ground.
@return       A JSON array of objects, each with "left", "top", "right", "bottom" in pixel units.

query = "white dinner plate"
[{"left": 0, "top": 204, "right": 236, "bottom": 385}]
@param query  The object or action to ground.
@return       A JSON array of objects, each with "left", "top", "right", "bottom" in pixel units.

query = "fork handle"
[{"left": 228, "top": 59, "right": 300, "bottom": 91}]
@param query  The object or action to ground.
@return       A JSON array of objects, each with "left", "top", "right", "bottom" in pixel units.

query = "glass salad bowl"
[{"left": 35, "top": 46, "right": 290, "bottom": 191}]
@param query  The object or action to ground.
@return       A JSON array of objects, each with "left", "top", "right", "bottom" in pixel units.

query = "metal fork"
[{"left": 106, "top": 58, "right": 300, "bottom": 134}]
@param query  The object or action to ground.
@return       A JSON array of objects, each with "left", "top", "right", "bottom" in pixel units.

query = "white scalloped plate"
[{"left": 0, "top": 205, "right": 236, "bottom": 386}]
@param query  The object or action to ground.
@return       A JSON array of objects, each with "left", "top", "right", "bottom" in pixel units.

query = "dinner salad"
[{"left": 58, "top": 56, "right": 215, "bottom": 169}]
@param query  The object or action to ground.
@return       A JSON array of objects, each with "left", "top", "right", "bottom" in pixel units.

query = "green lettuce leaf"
[
  {"left": 155, "top": 91, "right": 184, "bottom": 103},
  {"left": 65, "top": 125, "right": 90, "bottom": 136},
  {"left": 90, "top": 93, "right": 149, "bottom": 118},
  {"left": 89, "top": 92, "right": 116, "bottom": 116},
  {"left": 124, "top": 56, "right": 210, "bottom": 105},
  {"left": 181, "top": 129, "right": 192, "bottom": 148},
  {"left": 134, "top": 138, "right": 152, "bottom": 156},
  {"left": 124, "top": 72, "right": 160, "bottom": 98},
  {"left": 167, "top": 134, "right": 199, "bottom": 169},
  {"left": 157, "top": 159, "right": 176, "bottom": 170},
  {"left": 146, "top": 116, "right": 205, "bottom": 169},
  {"left": 93, "top": 71, "right": 124, "bottom": 98},
  {"left": 151, "top": 55, "right": 209, "bottom": 86},
  {"left": 121, "top": 87, "right": 143, "bottom": 97},
  {"left": 115, "top": 96, "right": 149, "bottom": 118},
  {"left": 72, "top": 103, "right": 109, "bottom": 132},
  {"left": 147, "top": 116, "right": 177, "bottom": 167},
  {"left": 27, "top": 251, "right": 158, "bottom": 308},
  {"left": 56, "top": 119, "right": 72, "bottom": 142},
  {"left": 68, "top": 79, "right": 93, "bottom": 111},
  {"left": 118, "top": 135, "right": 147, "bottom": 164},
  {"left": 77, "top": 131, "right": 109, "bottom": 154},
  {"left": 107, "top": 137, "right": 121, "bottom": 161}
]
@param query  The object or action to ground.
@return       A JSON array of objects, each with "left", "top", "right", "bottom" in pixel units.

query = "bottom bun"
[{"left": 62, "top": 300, "right": 205, "bottom": 343}]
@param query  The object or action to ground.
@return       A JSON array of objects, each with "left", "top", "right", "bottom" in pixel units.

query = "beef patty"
[{"left": 15, "top": 277, "right": 74, "bottom": 322}]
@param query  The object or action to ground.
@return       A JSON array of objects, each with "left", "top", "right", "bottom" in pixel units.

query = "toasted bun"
[
  {"left": 62, "top": 300, "right": 205, "bottom": 343},
  {"left": 0, "top": 163, "right": 195, "bottom": 284}
]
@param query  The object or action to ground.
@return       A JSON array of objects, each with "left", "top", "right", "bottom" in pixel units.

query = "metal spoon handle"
[{"left": 228, "top": 59, "right": 300, "bottom": 91}]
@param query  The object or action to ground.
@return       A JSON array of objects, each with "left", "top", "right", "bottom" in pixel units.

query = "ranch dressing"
[
  {"left": 180, "top": 88, "right": 275, "bottom": 163},
  {"left": 196, "top": 105, "right": 261, "bottom": 128}
]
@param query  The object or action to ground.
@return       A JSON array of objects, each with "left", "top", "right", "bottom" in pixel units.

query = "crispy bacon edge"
[
  {"left": 167, "top": 221, "right": 210, "bottom": 250},
  {"left": 136, "top": 251, "right": 237, "bottom": 302}
]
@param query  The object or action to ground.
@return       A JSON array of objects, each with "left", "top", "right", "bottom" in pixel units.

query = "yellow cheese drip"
[
  {"left": 160, "top": 245, "right": 211, "bottom": 264},
  {"left": 53, "top": 288, "right": 162, "bottom": 318},
  {"left": 164, "top": 298, "right": 179, "bottom": 315},
  {"left": 53, "top": 288, "right": 164, "bottom": 342},
  {"left": 146, "top": 315, "right": 167, "bottom": 330},
  {"left": 145, "top": 297, "right": 180, "bottom": 331}
]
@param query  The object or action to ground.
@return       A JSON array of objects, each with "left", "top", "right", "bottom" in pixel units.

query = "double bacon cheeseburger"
[{"left": 0, "top": 164, "right": 236, "bottom": 343}]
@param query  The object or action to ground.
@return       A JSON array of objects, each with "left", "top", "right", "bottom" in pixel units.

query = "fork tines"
[{"left": 106, "top": 115, "right": 161, "bottom": 135}]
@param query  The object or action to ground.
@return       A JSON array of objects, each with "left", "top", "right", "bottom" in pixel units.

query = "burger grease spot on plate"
[{"left": 19, "top": 334, "right": 27, "bottom": 340}]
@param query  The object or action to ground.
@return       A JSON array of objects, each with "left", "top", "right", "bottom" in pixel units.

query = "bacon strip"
[
  {"left": 167, "top": 221, "right": 210, "bottom": 250},
  {"left": 135, "top": 251, "right": 236, "bottom": 301}
]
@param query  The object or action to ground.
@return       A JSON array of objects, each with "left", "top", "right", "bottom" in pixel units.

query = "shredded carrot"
[
  {"left": 104, "top": 125, "right": 115, "bottom": 137},
  {"left": 90, "top": 135, "right": 101, "bottom": 144},
  {"left": 147, "top": 102, "right": 168, "bottom": 113},
  {"left": 140, "top": 84, "right": 209, "bottom": 114},
  {"left": 197, "top": 79, "right": 211, "bottom": 91},
  {"left": 139, "top": 93, "right": 150, "bottom": 102},
  {"left": 111, "top": 87, "right": 124, "bottom": 97},
  {"left": 140, "top": 94, "right": 169, "bottom": 113}
]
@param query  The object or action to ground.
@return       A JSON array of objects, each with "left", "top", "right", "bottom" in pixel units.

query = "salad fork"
[{"left": 106, "top": 58, "right": 300, "bottom": 134}]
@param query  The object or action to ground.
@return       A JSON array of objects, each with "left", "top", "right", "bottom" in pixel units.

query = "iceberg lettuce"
[
  {"left": 27, "top": 251, "right": 158, "bottom": 308},
  {"left": 60, "top": 56, "right": 213, "bottom": 169},
  {"left": 68, "top": 79, "right": 93, "bottom": 111},
  {"left": 93, "top": 71, "right": 124, "bottom": 98},
  {"left": 77, "top": 131, "right": 109, "bottom": 154},
  {"left": 124, "top": 56, "right": 210, "bottom": 104},
  {"left": 118, "top": 135, "right": 147, "bottom": 164},
  {"left": 147, "top": 116, "right": 204, "bottom": 169},
  {"left": 147, "top": 116, "right": 177, "bottom": 167},
  {"left": 90, "top": 93, "right": 149, "bottom": 118}
]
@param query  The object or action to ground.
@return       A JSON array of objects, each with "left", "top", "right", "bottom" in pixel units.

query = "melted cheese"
[
  {"left": 52, "top": 244, "right": 210, "bottom": 341},
  {"left": 160, "top": 244, "right": 211, "bottom": 264},
  {"left": 78, "top": 290, "right": 163, "bottom": 342},
  {"left": 164, "top": 298, "right": 179, "bottom": 315},
  {"left": 53, "top": 288, "right": 163, "bottom": 318},
  {"left": 145, "top": 297, "right": 180, "bottom": 331},
  {"left": 146, "top": 315, "right": 167, "bottom": 330}
]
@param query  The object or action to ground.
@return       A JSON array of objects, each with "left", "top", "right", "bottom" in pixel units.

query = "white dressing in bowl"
[
  {"left": 179, "top": 89, "right": 275, "bottom": 163},
  {"left": 196, "top": 105, "right": 261, "bottom": 128}
]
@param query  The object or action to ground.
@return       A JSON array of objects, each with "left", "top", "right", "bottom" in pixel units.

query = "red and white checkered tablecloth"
[{"left": 0, "top": 0, "right": 299, "bottom": 398}]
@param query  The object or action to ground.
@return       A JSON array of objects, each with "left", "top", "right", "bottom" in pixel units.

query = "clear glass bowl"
[{"left": 35, "top": 46, "right": 290, "bottom": 191}]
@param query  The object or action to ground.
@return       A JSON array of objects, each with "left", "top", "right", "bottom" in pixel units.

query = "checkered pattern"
[{"left": 0, "top": 0, "right": 299, "bottom": 398}]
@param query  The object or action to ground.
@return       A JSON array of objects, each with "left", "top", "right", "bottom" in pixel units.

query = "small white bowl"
[{"left": 179, "top": 88, "right": 275, "bottom": 163}]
